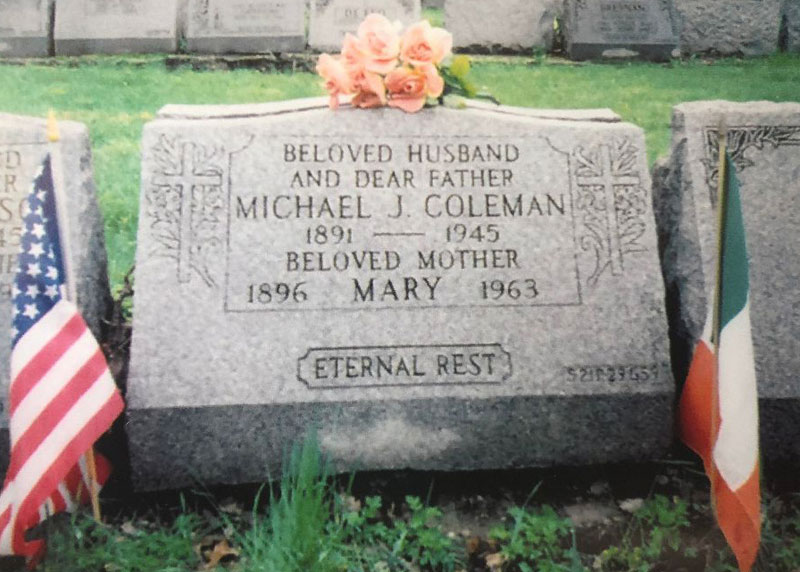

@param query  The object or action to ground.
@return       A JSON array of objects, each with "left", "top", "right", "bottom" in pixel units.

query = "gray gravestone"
[
  {"left": 309, "top": 0, "right": 421, "bottom": 52},
  {"left": 0, "top": 113, "right": 112, "bottom": 477},
  {"left": 674, "top": 0, "right": 782, "bottom": 56},
  {"left": 654, "top": 100, "right": 800, "bottom": 464},
  {"left": 127, "top": 97, "right": 673, "bottom": 490},
  {"left": 54, "top": 0, "right": 178, "bottom": 55},
  {"left": 564, "top": 0, "right": 678, "bottom": 61},
  {"left": 783, "top": 0, "right": 800, "bottom": 52},
  {"left": 185, "top": 0, "right": 305, "bottom": 53},
  {"left": 446, "top": 0, "right": 562, "bottom": 52},
  {"left": 0, "top": 0, "right": 51, "bottom": 57}
]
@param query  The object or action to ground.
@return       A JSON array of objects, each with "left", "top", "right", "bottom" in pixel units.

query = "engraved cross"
[
  {"left": 151, "top": 143, "right": 222, "bottom": 283},
  {"left": 575, "top": 145, "right": 639, "bottom": 277}
]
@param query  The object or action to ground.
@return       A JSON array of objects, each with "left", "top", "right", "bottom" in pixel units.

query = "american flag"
[{"left": 0, "top": 154, "right": 123, "bottom": 561}]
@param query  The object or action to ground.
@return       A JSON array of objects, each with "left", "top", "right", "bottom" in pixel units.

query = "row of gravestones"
[
  {"left": 0, "top": 0, "right": 422, "bottom": 56},
  {"left": 0, "top": 98, "right": 798, "bottom": 490},
  {"left": 456, "top": 0, "right": 800, "bottom": 58},
  {"left": 2, "top": 0, "right": 799, "bottom": 58}
]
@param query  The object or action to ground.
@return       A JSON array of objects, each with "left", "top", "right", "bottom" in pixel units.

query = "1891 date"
[{"left": 566, "top": 364, "right": 664, "bottom": 383}]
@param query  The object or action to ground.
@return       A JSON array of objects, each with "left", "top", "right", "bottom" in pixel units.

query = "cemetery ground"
[{"left": 1, "top": 52, "right": 800, "bottom": 571}]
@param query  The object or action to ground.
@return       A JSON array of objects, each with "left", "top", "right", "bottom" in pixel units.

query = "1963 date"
[{"left": 566, "top": 364, "right": 664, "bottom": 383}]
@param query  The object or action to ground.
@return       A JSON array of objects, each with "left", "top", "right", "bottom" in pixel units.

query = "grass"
[
  {"left": 1, "top": 53, "right": 798, "bottom": 291},
  {"left": 30, "top": 431, "right": 800, "bottom": 571}
]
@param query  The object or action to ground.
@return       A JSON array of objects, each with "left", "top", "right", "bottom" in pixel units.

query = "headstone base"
[
  {"left": 55, "top": 38, "right": 177, "bottom": 56},
  {"left": 128, "top": 394, "right": 673, "bottom": 490},
  {"left": 0, "top": 37, "right": 49, "bottom": 58},
  {"left": 186, "top": 35, "right": 305, "bottom": 54}
]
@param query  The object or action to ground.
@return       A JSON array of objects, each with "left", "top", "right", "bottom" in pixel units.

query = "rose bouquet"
[{"left": 316, "top": 14, "right": 481, "bottom": 113}]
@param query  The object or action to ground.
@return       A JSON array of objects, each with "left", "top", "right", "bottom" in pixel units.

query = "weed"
[
  {"left": 42, "top": 505, "right": 204, "bottom": 572},
  {"left": 234, "top": 432, "right": 340, "bottom": 572},
  {"left": 333, "top": 494, "right": 464, "bottom": 572},
  {"left": 594, "top": 495, "right": 690, "bottom": 571},
  {"left": 489, "top": 505, "right": 588, "bottom": 572}
]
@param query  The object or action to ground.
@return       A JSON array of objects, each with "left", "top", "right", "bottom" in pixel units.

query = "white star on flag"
[
  {"left": 28, "top": 242, "right": 45, "bottom": 258},
  {"left": 25, "top": 285, "right": 39, "bottom": 298},
  {"left": 46, "top": 266, "right": 59, "bottom": 280},
  {"left": 44, "top": 285, "right": 59, "bottom": 299},
  {"left": 26, "top": 263, "right": 41, "bottom": 277},
  {"left": 31, "top": 223, "right": 45, "bottom": 239},
  {"left": 22, "top": 303, "right": 39, "bottom": 319}
]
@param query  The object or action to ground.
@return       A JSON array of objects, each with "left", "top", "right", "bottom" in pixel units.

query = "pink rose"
[
  {"left": 400, "top": 21, "right": 453, "bottom": 67},
  {"left": 357, "top": 13, "right": 401, "bottom": 74},
  {"left": 385, "top": 64, "right": 444, "bottom": 113},
  {"left": 316, "top": 53, "right": 353, "bottom": 110},
  {"left": 351, "top": 69, "right": 387, "bottom": 109},
  {"left": 341, "top": 33, "right": 366, "bottom": 71}
]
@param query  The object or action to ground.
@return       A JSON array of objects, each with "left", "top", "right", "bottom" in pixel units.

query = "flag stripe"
[
  {"left": 11, "top": 323, "right": 96, "bottom": 440},
  {"left": 6, "top": 348, "right": 109, "bottom": 481},
  {"left": 714, "top": 298, "right": 759, "bottom": 489},
  {"left": 10, "top": 301, "right": 80, "bottom": 385},
  {"left": 719, "top": 162, "right": 749, "bottom": 329}
]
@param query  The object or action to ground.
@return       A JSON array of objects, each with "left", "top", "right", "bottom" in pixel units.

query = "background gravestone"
[
  {"left": 54, "top": 0, "right": 178, "bottom": 55},
  {"left": 445, "top": 0, "right": 562, "bottom": 52},
  {"left": 309, "top": 0, "right": 421, "bottom": 52},
  {"left": 126, "top": 97, "right": 673, "bottom": 490},
  {"left": 563, "top": 0, "right": 678, "bottom": 61},
  {"left": 783, "top": 0, "right": 800, "bottom": 52},
  {"left": 0, "top": 113, "right": 112, "bottom": 478},
  {"left": 654, "top": 100, "right": 800, "bottom": 465},
  {"left": 0, "top": 0, "right": 51, "bottom": 57},
  {"left": 673, "top": 0, "right": 782, "bottom": 56},
  {"left": 185, "top": 0, "right": 305, "bottom": 53}
]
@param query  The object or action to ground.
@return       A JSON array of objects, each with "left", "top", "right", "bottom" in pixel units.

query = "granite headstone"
[
  {"left": 185, "top": 0, "right": 305, "bottom": 53},
  {"left": 0, "top": 0, "right": 51, "bottom": 57},
  {"left": 308, "top": 0, "right": 421, "bottom": 52},
  {"left": 445, "top": 0, "right": 562, "bottom": 52},
  {"left": 654, "top": 100, "right": 800, "bottom": 464},
  {"left": 126, "top": 97, "right": 673, "bottom": 490},
  {"left": 673, "top": 0, "right": 782, "bottom": 56},
  {"left": 564, "top": 0, "right": 678, "bottom": 61},
  {"left": 54, "top": 0, "right": 178, "bottom": 55},
  {"left": 782, "top": 0, "right": 800, "bottom": 52},
  {"left": 0, "top": 113, "right": 112, "bottom": 477}
]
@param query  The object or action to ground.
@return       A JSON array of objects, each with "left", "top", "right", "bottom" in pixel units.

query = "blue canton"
[{"left": 11, "top": 155, "right": 65, "bottom": 345}]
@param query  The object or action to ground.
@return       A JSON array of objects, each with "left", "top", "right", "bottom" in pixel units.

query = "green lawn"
[{"left": 1, "top": 54, "right": 798, "bottom": 292}]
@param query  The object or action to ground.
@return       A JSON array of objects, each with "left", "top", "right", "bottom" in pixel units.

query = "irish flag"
[{"left": 679, "top": 151, "right": 761, "bottom": 571}]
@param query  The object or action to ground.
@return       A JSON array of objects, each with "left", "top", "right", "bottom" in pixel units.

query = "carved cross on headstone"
[
  {"left": 575, "top": 145, "right": 639, "bottom": 278},
  {"left": 151, "top": 142, "right": 222, "bottom": 283}
]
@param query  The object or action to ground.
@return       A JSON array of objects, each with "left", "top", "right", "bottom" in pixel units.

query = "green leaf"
[{"left": 449, "top": 55, "right": 471, "bottom": 80}]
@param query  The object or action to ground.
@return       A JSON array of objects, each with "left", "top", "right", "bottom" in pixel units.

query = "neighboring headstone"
[
  {"left": 673, "top": 0, "right": 782, "bottom": 56},
  {"left": 446, "top": 0, "right": 562, "bottom": 52},
  {"left": 0, "top": 113, "right": 112, "bottom": 477},
  {"left": 127, "top": 97, "right": 673, "bottom": 490},
  {"left": 54, "top": 0, "right": 178, "bottom": 55},
  {"left": 0, "top": 0, "right": 51, "bottom": 57},
  {"left": 563, "top": 0, "right": 679, "bottom": 61},
  {"left": 309, "top": 0, "right": 421, "bottom": 52},
  {"left": 654, "top": 100, "right": 800, "bottom": 464},
  {"left": 782, "top": 0, "right": 800, "bottom": 52},
  {"left": 185, "top": 0, "right": 305, "bottom": 53}
]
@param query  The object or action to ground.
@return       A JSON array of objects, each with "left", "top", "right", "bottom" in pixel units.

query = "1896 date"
[{"left": 566, "top": 364, "right": 663, "bottom": 383}]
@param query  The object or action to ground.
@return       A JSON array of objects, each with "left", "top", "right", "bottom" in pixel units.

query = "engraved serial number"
[{"left": 566, "top": 364, "right": 662, "bottom": 383}]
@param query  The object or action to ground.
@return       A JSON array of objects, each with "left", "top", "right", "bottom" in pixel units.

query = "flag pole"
[
  {"left": 709, "top": 121, "right": 729, "bottom": 491},
  {"left": 46, "top": 111, "right": 102, "bottom": 523}
]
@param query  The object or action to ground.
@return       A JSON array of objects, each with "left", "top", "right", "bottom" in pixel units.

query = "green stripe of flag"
[{"left": 719, "top": 154, "right": 750, "bottom": 329}]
